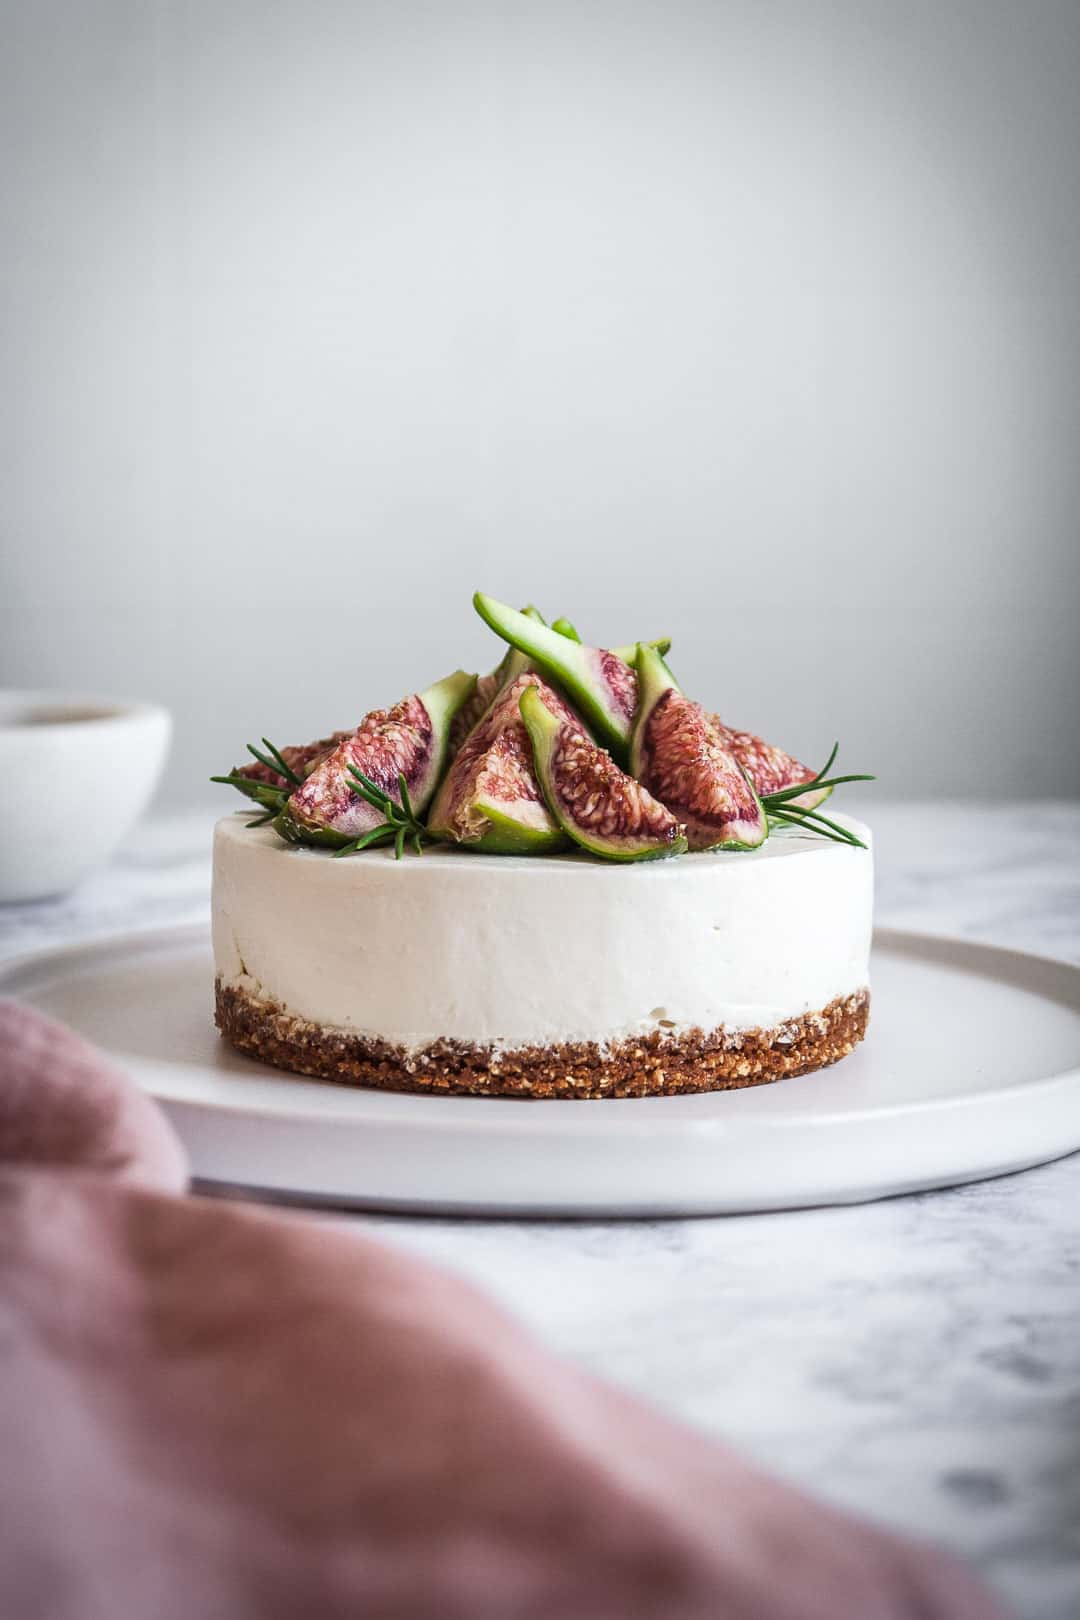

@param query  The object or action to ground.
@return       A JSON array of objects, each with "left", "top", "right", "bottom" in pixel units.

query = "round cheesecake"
[{"left": 213, "top": 813, "right": 873, "bottom": 1098}]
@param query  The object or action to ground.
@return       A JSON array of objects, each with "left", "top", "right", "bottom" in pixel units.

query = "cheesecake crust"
[{"left": 215, "top": 981, "right": 870, "bottom": 1099}]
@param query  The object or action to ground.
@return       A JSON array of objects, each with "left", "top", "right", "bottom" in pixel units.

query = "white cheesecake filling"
[{"left": 212, "top": 815, "right": 873, "bottom": 1051}]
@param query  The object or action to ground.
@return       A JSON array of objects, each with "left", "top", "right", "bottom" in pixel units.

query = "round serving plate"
[{"left": 3, "top": 925, "right": 1079, "bottom": 1216}]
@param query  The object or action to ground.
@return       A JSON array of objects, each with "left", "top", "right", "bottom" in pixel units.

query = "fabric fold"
[{"left": 0, "top": 1001, "right": 1005, "bottom": 1619}]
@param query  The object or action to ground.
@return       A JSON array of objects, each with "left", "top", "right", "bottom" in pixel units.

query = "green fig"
[
  {"left": 610, "top": 635, "right": 671, "bottom": 665},
  {"left": 449, "top": 604, "right": 547, "bottom": 753},
  {"left": 630, "top": 644, "right": 767, "bottom": 852},
  {"left": 708, "top": 717, "right": 833, "bottom": 812},
  {"left": 552, "top": 614, "right": 671, "bottom": 668},
  {"left": 428, "top": 673, "right": 580, "bottom": 855},
  {"left": 474, "top": 592, "right": 638, "bottom": 762},
  {"left": 519, "top": 684, "right": 687, "bottom": 863},
  {"left": 275, "top": 670, "right": 476, "bottom": 847}
]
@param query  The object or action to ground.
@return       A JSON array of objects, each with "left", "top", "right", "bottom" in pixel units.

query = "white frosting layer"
[{"left": 213, "top": 815, "right": 873, "bottom": 1050}]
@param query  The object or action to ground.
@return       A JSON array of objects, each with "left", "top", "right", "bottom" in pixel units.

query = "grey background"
[{"left": 2, "top": 0, "right": 1078, "bottom": 806}]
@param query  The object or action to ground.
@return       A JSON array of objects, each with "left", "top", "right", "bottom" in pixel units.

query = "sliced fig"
[
  {"left": 519, "top": 684, "right": 687, "bottom": 863},
  {"left": 428, "top": 673, "right": 578, "bottom": 855},
  {"left": 275, "top": 670, "right": 476, "bottom": 848},
  {"left": 448, "top": 604, "right": 547, "bottom": 754},
  {"left": 474, "top": 592, "right": 638, "bottom": 762},
  {"left": 709, "top": 718, "right": 831, "bottom": 811},
  {"left": 447, "top": 669, "right": 503, "bottom": 756},
  {"left": 630, "top": 645, "right": 767, "bottom": 852},
  {"left": 233, "top": 730, "right": 352, "bottom": 789}
]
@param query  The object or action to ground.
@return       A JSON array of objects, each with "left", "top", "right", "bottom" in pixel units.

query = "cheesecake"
[
  {"left": 213, "top": 813, "right": 872, "bottom": 1098},
  {"left": 212, "top": 591, "right": 874, "bottom": 1098}
]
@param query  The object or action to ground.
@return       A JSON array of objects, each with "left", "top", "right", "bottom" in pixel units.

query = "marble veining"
[{"left": 1, "top": 800, "right": 1078, "bottom": 1620}]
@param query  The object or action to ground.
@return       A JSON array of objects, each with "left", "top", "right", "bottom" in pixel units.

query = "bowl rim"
[{"left": 0, "top": 689, "right": 171, "bottom": 736}]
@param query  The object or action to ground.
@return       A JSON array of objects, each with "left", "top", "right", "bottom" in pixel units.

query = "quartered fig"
[
  {"left": 474, "top": 592, "right": 638, "bottom": 762},
  {"left": 447, "top": 669, "right": 503, "bottom": 757},
  {"left": 275, "top": 670, "right": 476, "bottom": 847},
  {"left": 519, "top": 684, "right": 687, "bottom": 863},
  {"left": 709, "top": 719, "right": 831, "bottom": 811},
  {"left": 448, "top": 604, "right": 547, "bottom": 754},
  {"left": 233, "top": 730, "right": 353, "bottom": 789},
  {"left": 630, "top": 644, "right": 767, "bottom": 852},
  {"left": 427, "top": 674, "right": 577, "bottom": 855}
]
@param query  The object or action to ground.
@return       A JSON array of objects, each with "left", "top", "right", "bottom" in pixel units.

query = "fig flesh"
[
  {"left": 275, "top": 670, "right": 476, "bottom": 848},
  {"left": 474, "top": 592, "right": 638, "bottom": 762},
  {"left": 448, "top": 669, "right": 503, "bottom": 756},
  {"left": 630, "top": 645, "right": 767, "bottom": 851},
  {"left": 519, "top": 685, "right": 687, "bottom": 863},
  {"left": 427, "top": 673, "right": 578, "bottom": 855},
  {"left": 709, "top": 719, "right": 831, "bottom": 812},
  {"left": 233, "top": 730, "right": 353, "bottom": 789}
]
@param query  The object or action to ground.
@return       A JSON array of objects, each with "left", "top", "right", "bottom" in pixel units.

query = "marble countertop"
[{"left": 2, "top": 800, "right": 1078, "bottom": 1619}]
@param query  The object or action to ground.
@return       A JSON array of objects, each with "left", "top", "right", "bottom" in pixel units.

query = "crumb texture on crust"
[{"left": 215, "top": 982, "right": 870, "bottom": 1100}]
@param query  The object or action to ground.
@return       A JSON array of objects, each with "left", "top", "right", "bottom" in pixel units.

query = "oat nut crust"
[{"left": 215, "top": 983, "right": 870, "bottom": 1100}]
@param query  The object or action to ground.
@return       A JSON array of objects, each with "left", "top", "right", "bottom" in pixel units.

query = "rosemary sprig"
[
  {"left": 764, "top": 772, "right": 875, "bottom": 806},
  {"left": 211, "top": 735, "right": 304, "bottom": 829},
  {"left": 333, "top": 767, "right": 434, "bottom": 859},
  {"left": 212, "top": 735, "right": 299, "bottom": 800},
  {"left": 209, "top": 771, "right": 290, "bottom": 816},
  {"left": 333, "top": 823, "right": 396, "bottom": 855},
  {"left": 211, "top": 746, "right": 436, "bottom": 857},
  {"left": 760, "top": 743, "right": 874, "bottom": 849},
  {"left": 768, "top": 807, "right": 866, "bottom": 848},
  {"left": 247, "top": 738, "right": 302, "bottom": 786},
  {"left": 210, "top": 770, "right": 272, "bottom": 799}
]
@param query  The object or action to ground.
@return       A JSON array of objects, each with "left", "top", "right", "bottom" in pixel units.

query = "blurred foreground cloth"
[{"left": 0, "top": 1000, "right": 1005, "bottom": 1620}]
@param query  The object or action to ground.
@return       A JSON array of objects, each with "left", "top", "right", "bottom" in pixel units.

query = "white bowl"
[{"left": 0, "top": 692, "right": 172, "bottom": 902}]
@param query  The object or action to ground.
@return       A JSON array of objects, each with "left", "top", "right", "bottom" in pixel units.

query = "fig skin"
[
  {"left": 427, "top": 673, "right": 576, "bottom": 856},
  {"left": 552, "top": 614, "right": 673, "bottom": 668},
  {"left": 630, "top": 645, "right": 767, "bottom": 853},
  {"left": 275, "top": 670, "right": 476, "bottom": 848},
  {"left": 610, "top": 636, "right": 671, "bottom": 666},
  {"left": 520, "top": 685, "right": 687, "bottom": 864},
  {"left": 474, "top": 593, "right": 638, "bottom": 764}
]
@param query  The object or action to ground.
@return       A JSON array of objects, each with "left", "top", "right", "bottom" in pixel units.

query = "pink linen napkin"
[{"left": 0, "top": 999, "right": 1006, "bottom": 1620}]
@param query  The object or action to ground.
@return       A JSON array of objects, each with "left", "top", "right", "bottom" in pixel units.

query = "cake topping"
[
  {"left": 520, "top": 685, "right": 687, "bottom": 862},
  {"left": 232, "top": 731, "right": 353, "bottom": 790},
  {"left": 213, "top": 670, "right": 475, "bottom": 849},
  {"left": 552, "top": 615, "right": 673, "bottom": 669},
  {"left": 630, "top": 644, "right": 767, "bottom": 852},
  {"left": 709, "top": 719, "right": 827, "bottom": 810},
  {"left": 448, "top": 602, "right": 548, "bottom": 753},
  {"left": 427, "top": 674, "right": 576, "bottom": 856},
  {"left": 212, "top": 591, "right": 872, "bottom": 860},
  {"left": 474, "top": 593, "right": 640, "bottom": 761}
]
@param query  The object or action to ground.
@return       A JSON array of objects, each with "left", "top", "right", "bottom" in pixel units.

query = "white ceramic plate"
[{"left": 4, "top": 925, "right": 1079, "bottom": 1215}]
